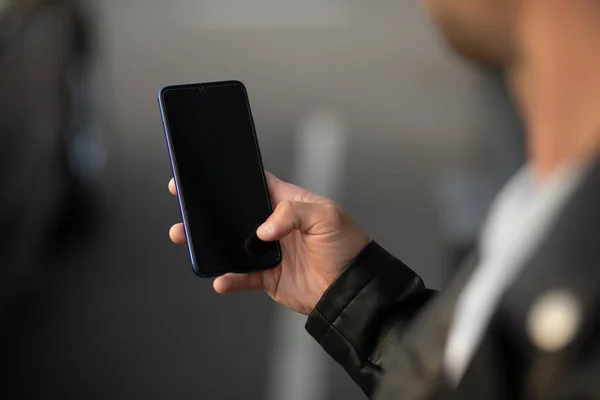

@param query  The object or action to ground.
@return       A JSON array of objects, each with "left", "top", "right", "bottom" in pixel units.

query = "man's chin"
[{"left": 442, "top": 34, "right": 506, "bottom": 70}]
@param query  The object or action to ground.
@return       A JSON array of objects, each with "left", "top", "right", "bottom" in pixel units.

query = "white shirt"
[{"left": 443, "top": 163, "right": 584, "bottom": 385}]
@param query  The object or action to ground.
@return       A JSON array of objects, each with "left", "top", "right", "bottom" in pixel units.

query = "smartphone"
[{"left": 158, "top": 80, "right": 281, "bottom": 277}]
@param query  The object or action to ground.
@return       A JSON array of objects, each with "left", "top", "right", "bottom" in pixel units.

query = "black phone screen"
[{"left": 160, "top": 81, "right": 280, "bottom": 276}]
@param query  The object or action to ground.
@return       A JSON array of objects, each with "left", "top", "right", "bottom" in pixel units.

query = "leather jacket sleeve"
[{"left": 305, "top": 240, "right": 436, "bottom": 398}]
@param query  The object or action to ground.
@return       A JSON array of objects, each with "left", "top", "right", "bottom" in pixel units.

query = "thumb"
[{"left": 257, "top": 200, "right": 329, "bottom": 241}]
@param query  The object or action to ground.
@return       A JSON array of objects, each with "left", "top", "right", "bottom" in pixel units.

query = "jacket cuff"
[{"left": 305, "top": 240, "right": 426, "bottom": 392}]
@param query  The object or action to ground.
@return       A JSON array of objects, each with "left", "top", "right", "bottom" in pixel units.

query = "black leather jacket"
[{"left": 306, "top": 241, "right": 437, "bottom": 397}]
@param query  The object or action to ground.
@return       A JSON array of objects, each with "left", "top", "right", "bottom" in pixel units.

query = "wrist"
[{"left": 305, "top": 239, "right": 373, "bottom": 314}]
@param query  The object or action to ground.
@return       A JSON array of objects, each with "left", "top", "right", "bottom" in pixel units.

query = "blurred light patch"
[
  {"left": 295, "top": 109, "right": 347, "bottom": 197},
  {"left": 266, "top": 108, "right": 348, "bottom": 400}
]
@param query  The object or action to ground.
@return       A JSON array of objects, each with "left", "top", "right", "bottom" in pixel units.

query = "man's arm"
[
  {"left": 306, "top": 240, "right": 437, "bottom": 397},
  {"left": 168, "top": 173, "right": 440, "bottom": 397}
]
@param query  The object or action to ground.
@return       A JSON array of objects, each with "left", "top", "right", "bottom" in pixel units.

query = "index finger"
[
  {"left": 265, "top": 171, "right": 300, "bottom": 206},
  {"left": 264, "top": 171, "right": 327, "bottom": 206},
  {"left": 168, "top": 178, "right": 177, "bottom": 196}
]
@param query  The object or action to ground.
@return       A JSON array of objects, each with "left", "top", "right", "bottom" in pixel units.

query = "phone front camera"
[{"left": 199, "top": 85, "right": 207, "bottom": 92}]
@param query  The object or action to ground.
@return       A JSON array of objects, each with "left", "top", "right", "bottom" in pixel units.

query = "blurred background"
[{"left": 0, "top": 0, "right": 524, "bottom": 399}]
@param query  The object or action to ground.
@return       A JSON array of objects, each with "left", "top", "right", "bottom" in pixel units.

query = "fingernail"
[{"left": 257, "top": 222, "right": 273, "bottom": 237}]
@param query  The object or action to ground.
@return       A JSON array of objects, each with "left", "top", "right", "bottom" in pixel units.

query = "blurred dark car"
[{"left": 0, "top": 0, "right": 104, "bottom": 306}]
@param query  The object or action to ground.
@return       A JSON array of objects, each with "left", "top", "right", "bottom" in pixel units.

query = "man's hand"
[{"left": 168, "top": 172, "right": 369, "bottom": 315}]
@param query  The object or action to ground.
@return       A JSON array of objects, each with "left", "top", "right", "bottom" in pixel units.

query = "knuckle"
[
  {"left": 322, "top": 203, "right": 344, "bottom": 225},
  {"left": 277, "top": 200, "right": 295, "bottom": 218}
]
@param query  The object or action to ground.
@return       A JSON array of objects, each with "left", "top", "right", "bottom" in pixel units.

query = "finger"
[
  {"left": 213, "top": 272, "right": 264, "bottom": 294},
  {"left": 265, "top": 171, "right": 312, "bottom": 205},
  {"left": 169, "top": 223, "right": 186, "bottom": 244},
  {"left": 264, "top": 171, "right": 326, "bottom": 206},
  {"left": 168, "top": 178, "right": 177, "bottom": 196},
  {"left": 264, "top": 171, "right": 289, "bottom": 206},
  {"left": 257, "top": 200, "right": 327, "bottom": 241}
]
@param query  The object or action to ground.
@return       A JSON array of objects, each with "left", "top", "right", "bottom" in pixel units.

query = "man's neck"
[{"left": 507, "top": 2, "right": 600, "bottom": 180}]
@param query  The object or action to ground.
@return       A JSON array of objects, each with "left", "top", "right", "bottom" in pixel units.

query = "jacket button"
[{"left": 526, "top": 289, "right": 582, "bottom": 352}]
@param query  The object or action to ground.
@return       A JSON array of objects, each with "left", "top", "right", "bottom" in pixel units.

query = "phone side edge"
[{"left": 157, "top": 87, "right": 206, "bottom": 278}]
